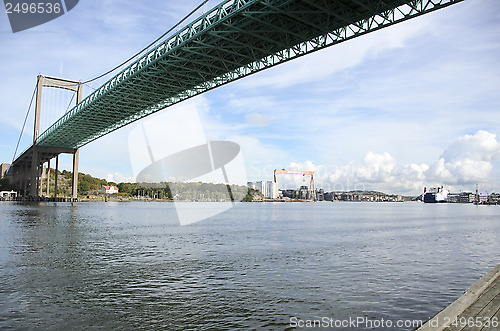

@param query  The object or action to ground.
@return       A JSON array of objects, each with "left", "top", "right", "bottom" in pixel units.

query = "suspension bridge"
[{"left": 5, "top": 0, "right": 464, "bottom": 200}]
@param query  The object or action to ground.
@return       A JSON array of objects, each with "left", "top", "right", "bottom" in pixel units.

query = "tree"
[
  {"left": 0, "top": 178, "right": 13, "bottom": 191},
  {"left": 78, "top": 181, "right": 91, "bottom": 194},
  {"left": 118, "top": 182, "right": 135, "bottom": 195}
]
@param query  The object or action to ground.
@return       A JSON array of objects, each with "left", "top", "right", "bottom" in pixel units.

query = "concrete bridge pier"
[{"left": 72, "top": 150, "right": 78, "bottom": 201}]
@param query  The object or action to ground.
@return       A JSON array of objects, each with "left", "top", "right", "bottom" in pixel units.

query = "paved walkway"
[{"left": 418, "top": 264, "right": 500, "bottom": 331}]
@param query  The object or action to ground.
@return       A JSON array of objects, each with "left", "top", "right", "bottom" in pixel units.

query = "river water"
[{"left": 0, "top": 201, "right": 498, "bottom": 330}]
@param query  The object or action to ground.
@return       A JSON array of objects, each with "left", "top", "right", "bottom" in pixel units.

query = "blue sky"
[{"left": 1, "top": 0, "right": 499, "bottom": 195}]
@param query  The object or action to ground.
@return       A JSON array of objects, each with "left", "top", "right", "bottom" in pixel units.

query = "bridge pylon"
[{"left": 9, "top": 75, "right": 82, "bottom": 201}]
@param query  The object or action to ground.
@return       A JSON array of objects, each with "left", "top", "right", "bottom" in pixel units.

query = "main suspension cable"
[
  {"left": 81, "top": 0, "right": 210, "bottom": 84},
  {"left": 64, "top": 92, "right": 75, "bottom": 114},
  {"left": 10, "top": 0, "right": 212, "bottom": 157},
  {"left": 40, "top": 0, "right": 210, "bottom": 89},
  {"left": 12, "top": 84, "right": 37, "bottom": 163}
]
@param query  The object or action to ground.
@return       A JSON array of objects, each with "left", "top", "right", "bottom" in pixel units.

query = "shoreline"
[{"left": 2, "top": 198, "right": 499, "bottom": 205}]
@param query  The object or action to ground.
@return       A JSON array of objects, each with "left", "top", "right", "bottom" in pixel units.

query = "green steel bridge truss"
[{"left": 35, "top": 0, "right": 463, "bottom": 149}]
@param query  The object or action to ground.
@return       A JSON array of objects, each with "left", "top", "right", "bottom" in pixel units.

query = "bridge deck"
[
  {"left": 418, "top": 264, "right": 500, "bottom": 331},
  {"left": 31, "top": 0, "right": 462, "bottom": 151}
]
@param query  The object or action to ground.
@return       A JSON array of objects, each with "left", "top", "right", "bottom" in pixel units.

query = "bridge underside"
[
  {"left": 34, "top": 0, "right": 462, "bottom": 150},
  {"left": 7, "top": 146, "right": 77, "bottom": 199}
]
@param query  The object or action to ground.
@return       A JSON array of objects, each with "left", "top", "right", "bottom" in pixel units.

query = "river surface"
[{"left": 0, "top": 201, "right": 499, "bottom": 330}]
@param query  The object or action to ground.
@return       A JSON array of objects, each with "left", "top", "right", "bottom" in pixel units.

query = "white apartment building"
[{"left": 248, "top": 181, "right": 277, "bottom": 199}]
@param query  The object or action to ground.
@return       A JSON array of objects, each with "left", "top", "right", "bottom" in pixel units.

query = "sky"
[{"left": 1, "top": 0, "right": 499, "bottom": 196}]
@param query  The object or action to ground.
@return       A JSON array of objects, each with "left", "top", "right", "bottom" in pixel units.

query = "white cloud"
[
  {"left": 106, "top": 173, "right": 135, "bottom": 183},
  {"left": 245, "top": 113, "right": 270, "bottom": 127},
  {"left": 119, "top": 125, "right": 496, "bottom": 195},
  {"left": 425, "top": 130, "right": 500, "bottom": 186},
  {"left": 228, "top": 95, "right": 278, "bottom": 112},
  {"left": 282, "top": 130, "right": 500, "bottom": 194},
  {"left": 355, "top": 152, "right": 396, "bottom": 183},
  {"left": 287, "top": 154, "right": 423, "bottom": 193},
  {"left": 441, "top": 130, "right": 500, "bottom": 163}
]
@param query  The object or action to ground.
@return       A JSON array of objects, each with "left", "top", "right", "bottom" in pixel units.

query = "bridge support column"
[
  {"left": 14, "top": 166, "right": 22, "bottom": 196},
  {"left": 38, "top": 162, "right": 43, "bottom": 198},
  {"left": 46, "top": 159, "right": 50, "bottom": 197},
  {"left": 72, "top": 149, "right": 79, "bottom": 201},
  {"left": 34, "top": 76, "right": 42, "bottom": 144},
  {"left": 24, "top": 165, "right": 28, "bottom": 197},
  {"left": 54, "top": 155, "right": 58, "bottom": 199},
  {"left": 38, "top": 162, "right": 44, "bottom": 197},
  {"left": 70, "top": 81, "right": 82, "bottom": 202},
  {"left": 28, "top": 76, "right": 43, "bottom": 200},
  {"left": 19, "top": 165, "right": 28, "bottom": 197},
  {"left": 29, "top": 147, "right": 38, "bottom": 198}
]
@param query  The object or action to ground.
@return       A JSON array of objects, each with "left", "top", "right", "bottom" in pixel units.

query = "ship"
[{"left": 423, "top": 186, "right": 449, "bottom": 203}]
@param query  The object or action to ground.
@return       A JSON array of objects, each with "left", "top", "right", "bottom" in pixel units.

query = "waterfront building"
[
  {"left": 0, "top": 163, "right": 10, "bottom": 179},
  {"left": 447, "top": 193, "right": 460, "bottom": 203},
  {"left": 264, "top": 181, "right": 277, "bottom": 199},
  {"left": 282, "top": 189, "right": 296, "bottom": 199},
  {"left": 0, "top": 190, "right": 17, "bottom": 200},
  {"left": 459, "top": 192, "right": 475, "bottom": 203},
  {"left": 100, "top": 185, "right": 119, "bottom": 194},
  {"left": 298, "top": 185, "right": 309, "bottom": 200},
  {"left": 246, "top": 181, "right": 274, "bottom": 199},
  {"left": 323, "top": 191, "right": 335, "bottom": 201},
  {"left": 247, "top": 181, "right": 276, "bottom": 199},
  {"left": 254, "top": 181, "right": 263, "bottom": 194},
  {"left": 490, "top": 193, "right": 500, "bottom": 204},
  {"left": 479, "top": 194, "right": 488, "bottom": 203}
]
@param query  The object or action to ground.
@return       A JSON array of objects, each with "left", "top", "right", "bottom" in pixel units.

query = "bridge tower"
[{"left": 29, "top": 75, "right": 82, "bottom": 200}]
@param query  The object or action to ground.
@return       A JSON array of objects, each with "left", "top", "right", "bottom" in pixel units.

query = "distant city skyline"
[{"left": 1, "top": 0, "right": 499, "bottom": 195}]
